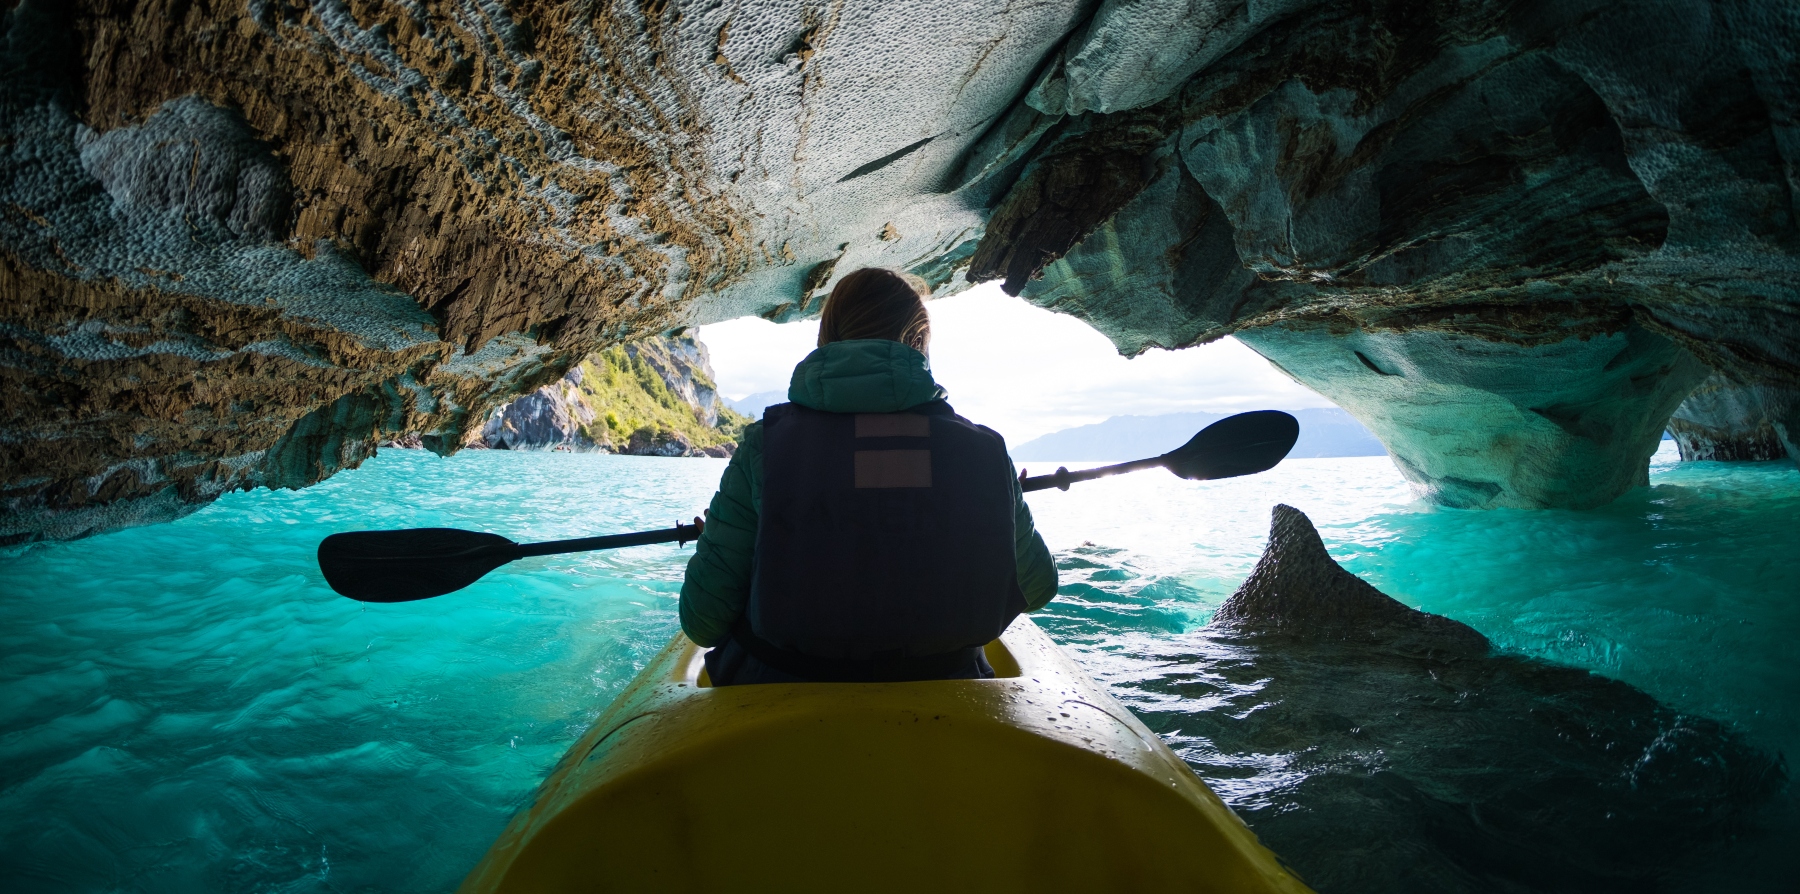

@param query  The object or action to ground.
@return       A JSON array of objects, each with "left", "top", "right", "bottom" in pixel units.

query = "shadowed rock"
[
  {"left": 8, "top": 1, "right": 1800, "bottom": 537},
  {"left": 1668, "top": 372, "right": 1800, "bottom": 466},
  {"left": 1214, "top": 504, "right": 1490, "bottom": 654},
  {"left": 1108, "top": 504, "right": 1794, "bottom": 892}
]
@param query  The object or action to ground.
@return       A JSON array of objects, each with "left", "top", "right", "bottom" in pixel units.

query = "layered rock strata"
[
  {"left": 5, "top": 0, "right": 1800, "bottom": 540},
  {"left": 0, "top": 0, "right": 1089, "bottom": 542}
]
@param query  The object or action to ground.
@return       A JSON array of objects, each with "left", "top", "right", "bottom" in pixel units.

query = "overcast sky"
[{"left": 697, "top": 282, "right": 1333, "bottom": 444}]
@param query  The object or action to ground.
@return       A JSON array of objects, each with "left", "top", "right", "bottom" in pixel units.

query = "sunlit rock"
[
  {"left": 1668, "top": 373, "right": 1800, "bottom": 465},
  {"left": 477, "top": 335, "right": 742, "bottom": 455}
]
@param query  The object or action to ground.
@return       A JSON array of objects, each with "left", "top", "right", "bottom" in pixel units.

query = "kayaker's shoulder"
[{"left": 738, "top": 419, "right": 764, "bottom": 450}]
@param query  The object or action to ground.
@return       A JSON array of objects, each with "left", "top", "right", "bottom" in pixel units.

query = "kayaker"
[{"left": 680, "top": 267, "right": 1058, "bottom": 685}]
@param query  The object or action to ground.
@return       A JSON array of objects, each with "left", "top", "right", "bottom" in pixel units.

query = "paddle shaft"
[
  {"left": 513, "top": 523, "right": 701, "bottom": 559},
  {"left": 1021, "top": 457, "right": 1164, "bottom": 493}
]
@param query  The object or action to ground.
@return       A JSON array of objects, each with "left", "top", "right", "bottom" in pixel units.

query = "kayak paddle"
[
  {"left": 319, "top": 410, "right": 1299, "bottom": 603},
  {"left": 319, "top": 521, "right": 703, "bottom": 603},
  {"left": 1019, "top": 410, "right": 1299, "bottom": 492}
]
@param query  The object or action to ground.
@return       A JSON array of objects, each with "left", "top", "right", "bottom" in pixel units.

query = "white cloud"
[
  {"left": 698, "top": 282, "right": 1332, "bottom": 443},
  {"left": 697, "top": 314, "right": 820, "bottom": 399}
]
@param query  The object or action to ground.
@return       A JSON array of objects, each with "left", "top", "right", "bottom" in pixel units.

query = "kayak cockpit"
[
  {"left": 676, "top": 635, "right": 1026, "bottom": 687},
  {"left": 459, "top": 618, "right": 1310, "bottom": 893}
]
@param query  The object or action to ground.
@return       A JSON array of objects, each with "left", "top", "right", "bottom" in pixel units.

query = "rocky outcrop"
[
  {"left": 476, "top": 334, "right": 740, "bottom": 456},
  {"left": 628, "top": 337, "right": 723, "bottom": 429},
  {"left": 5, "top": 0, "right": 1800, "bottom": 539},
  {"left": 1214, "top": 504, "right": 1492, "bottom": 653},
  {"left": 1667, "top": 373, "right": 1800, "bottom": 464},
  {"left": 974, "top": 0, "right": 1800, "bottom": 508},
  {"left": 1235, "top": 320, "right": 1709, "bottom": 508},
  {"left": 1180, "top": 504, "right": 1786, "bottom": 889},
  {"left": 478, "top": 366, "right": 602, "bottom": 452}
]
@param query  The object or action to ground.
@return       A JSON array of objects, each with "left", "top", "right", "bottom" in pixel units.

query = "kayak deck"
[{"left": 459, "top": 617, "right": 1311, "bottom": 893}]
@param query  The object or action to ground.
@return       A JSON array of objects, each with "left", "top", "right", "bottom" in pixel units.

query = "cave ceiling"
[{"left": 1, "top": 0, "right": 1796, "bottom": 542}]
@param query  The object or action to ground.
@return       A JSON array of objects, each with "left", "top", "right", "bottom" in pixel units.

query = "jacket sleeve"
[
  {"left": 1010, "top": 462, "right": 1059, "bottom": 612},
  {"left": 678, "top": 422, "right": 763, "bottom": 646}
]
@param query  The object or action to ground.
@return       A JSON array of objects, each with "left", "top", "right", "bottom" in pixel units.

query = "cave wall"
[
  {"left": 0, "top": 0, "right": 1096, "bottom": 543},
  {"left": 4, "top": 0, "right": 1798, "bottom": 540},
  {"left": 969, "top": 0, "right": 1799, "bottom": 504},
  {"left": 1668, "top": 372, "right": 1799, "bottom": 462},
  {"left": 1236, "top": 319, "right": 1708, "bottom": 508}
]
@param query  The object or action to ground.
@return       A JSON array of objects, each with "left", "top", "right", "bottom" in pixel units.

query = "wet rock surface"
[
  {"left": 1213, "top": 505, "right": 1493, "bottom": 652},
  {"left": 1236, "top": 320, "right": 1710, "bottom": 508},
  {"left": 1668, "top": 372, "right": 1800, "bottom": 464},
  {"left": 1145, "top": 506, "right": 1788, "bottom": 891},
  {"left": 5, "top": 0, "right": 1800, "bottom": 537}
]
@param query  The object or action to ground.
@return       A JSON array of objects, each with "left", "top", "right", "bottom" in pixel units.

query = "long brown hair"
[{"left": 817, "top": 267, "right": 931, "bottom": 352}]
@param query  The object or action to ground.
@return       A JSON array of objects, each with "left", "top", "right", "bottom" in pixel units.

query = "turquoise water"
[{"left": 1, "top": 444, "right": 1794, "bottom": 891}]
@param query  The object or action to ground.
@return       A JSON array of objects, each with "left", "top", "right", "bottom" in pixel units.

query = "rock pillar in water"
[
  {"left": 1212, "top": 504, "right": 1489, "bottom": 655},
  {"left": 1235, "top": 320, "right": 1709, "bottom": 510}
]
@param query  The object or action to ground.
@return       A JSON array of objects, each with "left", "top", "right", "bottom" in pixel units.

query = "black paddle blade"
[
  {"left": 1163, "top": 410, "right": 1300, "bottom": 481},
  {"left": 317, "top": 528, "right": 519, "bottom": 603}
]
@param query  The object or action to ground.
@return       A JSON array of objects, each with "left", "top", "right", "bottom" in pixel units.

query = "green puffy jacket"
[{"left": 679, "top": 339, "right": 1059, "bottom": 646}]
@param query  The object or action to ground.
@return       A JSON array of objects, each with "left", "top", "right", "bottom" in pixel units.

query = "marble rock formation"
[
  {"left": 478, "top": 366, "right": 603, "bottom": 452},
  {"left": 5, "top": 0, "right": 1800, "bottom": 539},
  {"left": 1165, "top": 504, "right": 1787, "bottom": 890},
  {"left": 1235, "top": 320, "right": 1708, "bottom": 508},
  {"left": 478, "top": 334, "right": 737, "bottom": 455},
  {"left": 1212, "top": 503, "right": 1493, "bottom": 651},
  {"left": 978, "top": 0, "right": 1800, "bottom": 508},
  {"left": 1667, "top": 372, "right": 1800, "bottom": 463}
]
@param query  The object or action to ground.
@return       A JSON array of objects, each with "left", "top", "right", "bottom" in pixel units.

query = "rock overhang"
[{"left": 2, "top": 0, "right": 1797, "bottom": 542}]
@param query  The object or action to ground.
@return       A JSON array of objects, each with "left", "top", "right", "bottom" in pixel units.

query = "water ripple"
[{"left": 1, "top": 445, "right": 1795, "bottom": 891}]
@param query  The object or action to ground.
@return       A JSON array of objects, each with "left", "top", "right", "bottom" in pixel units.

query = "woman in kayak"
[{"left": 680, "top": 267, "right": 1058, "bottom": 685}]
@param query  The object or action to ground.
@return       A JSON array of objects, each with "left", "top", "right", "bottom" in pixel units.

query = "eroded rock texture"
[
  {"left": 1213, "top": 504, "right": 1493, "bottom": 652},
  {"left": 1667, "top": 371, "right": 1800, "bottom": 463},
  {"left": 974, "top": 0, "right": 1800, "bottom": 508},
  {"left": 0, "top": 0, "right": 1089, "bottom": 542},
  {"left": 1236, "top": 319, "right": 1708, "bottom": 508},
  {"left": 5, "top": 0, "right": 1800, "bottom": 539}
]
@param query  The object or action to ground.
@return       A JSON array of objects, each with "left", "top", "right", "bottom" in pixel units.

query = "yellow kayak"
[{"left": 458, "top": 617, "right": 1313, "bottom": 893}]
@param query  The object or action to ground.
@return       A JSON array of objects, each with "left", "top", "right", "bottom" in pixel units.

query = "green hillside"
[{"left": 576, "top": 344, "right": 750, "bottom": 450}]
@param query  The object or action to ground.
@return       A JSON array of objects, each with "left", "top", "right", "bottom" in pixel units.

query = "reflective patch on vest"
[
  {"left": 855, "top": 413, "right": 931, "bottom": 438},
  {"left": 854, "top": 450, "right": 932, "bottom": 488}
]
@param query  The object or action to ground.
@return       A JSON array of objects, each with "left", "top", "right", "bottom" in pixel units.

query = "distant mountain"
[
  {"left": 1011, "top": 408, "right": 1386, "bottom": 461},
  {"left": 724, "top": 389, "right": 787, "bottom": 420}
]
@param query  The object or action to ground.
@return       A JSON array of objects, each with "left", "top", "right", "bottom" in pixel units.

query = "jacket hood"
[{"left": 787, "top": 340, "right": 947, "bottom": 413}]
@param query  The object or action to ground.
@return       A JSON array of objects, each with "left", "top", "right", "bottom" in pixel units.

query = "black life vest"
[{"left": 747, "top": 400, "right": 1025, "bottom": 663}]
